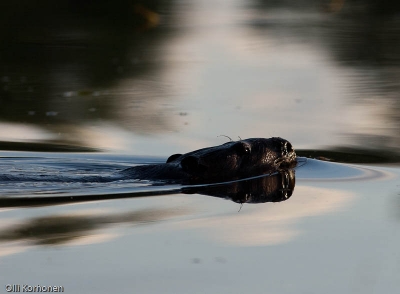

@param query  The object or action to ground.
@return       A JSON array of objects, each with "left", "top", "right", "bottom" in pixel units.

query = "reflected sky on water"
[{"left": 0, "top": 0, "right": 399, "bottom": 155}]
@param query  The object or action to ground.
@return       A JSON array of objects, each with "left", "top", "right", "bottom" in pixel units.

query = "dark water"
[{"left": 1, "top": 0, "right": 400, "bottom": 293}]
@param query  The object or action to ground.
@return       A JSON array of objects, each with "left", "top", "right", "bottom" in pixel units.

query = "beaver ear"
[{"left": 166, "top": 154, "right": 182, "bottom": 163}]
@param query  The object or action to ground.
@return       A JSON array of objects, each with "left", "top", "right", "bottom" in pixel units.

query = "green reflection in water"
[
  {"left": 0, "top": 208, "right": 187, "bottom": 246},
  {"left": 297, "top": 148, "right": 400, "bottom": 164},
  {"left": 0, "top": 140, "right": 99, "bottom": 152},
  {"left": 0, "top": 0, "right": 178, "bottom": 145}
]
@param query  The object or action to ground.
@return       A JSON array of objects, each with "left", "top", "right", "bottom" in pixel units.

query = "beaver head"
[{"left": 166, "top": 137, "right": 296, "bottom": 183}]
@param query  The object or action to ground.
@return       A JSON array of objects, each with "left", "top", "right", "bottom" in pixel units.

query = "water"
[
  {"left": 1, "top": 152, "right": 399, "bottom": 293},
  {"left": 1, "top": 0, "right": 400, "bottom": 293}
]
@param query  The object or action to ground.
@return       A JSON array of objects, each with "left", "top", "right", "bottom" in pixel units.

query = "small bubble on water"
[
  {"left": 63, "top": 91, "right": 76, "bottom": 97},
  {"left": 1, "top": 76, "right": 9, "bottom": 83},
  {"left": 28, "top": 111, "right": 36, "bottom": 116},
  {"left": 192, "top": 258, "right": 201, "bottom": 264},
  {"left": 46, "top": 111, "right": 58, "bottom": 116}
]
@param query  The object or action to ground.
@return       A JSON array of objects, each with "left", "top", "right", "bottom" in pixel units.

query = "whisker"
[{"left": 217, "top": 135, "right": 233, "bottom": 142}]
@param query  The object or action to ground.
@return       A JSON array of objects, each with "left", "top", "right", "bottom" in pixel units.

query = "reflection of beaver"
[
  {"left": 0, "top": 170, "right": 296, "bottom": 208},
  {"left": 122, "top": 137, "right": 297, "bottom": 184},
  {"left": 183, "top": 170, "right": 295, "bottom": 203}
]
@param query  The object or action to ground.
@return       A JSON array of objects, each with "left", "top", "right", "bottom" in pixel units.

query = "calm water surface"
[
  {"left": 0, "top": 153, "right": 399, "bottom": 294},
  {"left": 1, "top": 0, "right": 400, "bottom": 293}
]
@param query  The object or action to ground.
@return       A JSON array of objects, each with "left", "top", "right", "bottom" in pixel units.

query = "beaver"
[{"left": 121, "top": 137, "right": 296, "bottom": 184}]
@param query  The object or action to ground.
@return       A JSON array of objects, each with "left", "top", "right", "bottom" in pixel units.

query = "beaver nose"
[
  {"left": 181, "top": 156, "right": 208, "bottom": 174},
  {"left": 286, "top": 142, "right": 293, "bottom": 153},
  {"left": 282, "top": 141, "right": 294, "bottom": 156}
]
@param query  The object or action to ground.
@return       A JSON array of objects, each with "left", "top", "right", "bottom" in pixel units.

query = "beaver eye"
[{"left": 234, "top": 142, "right": 251, "bottom": 156}]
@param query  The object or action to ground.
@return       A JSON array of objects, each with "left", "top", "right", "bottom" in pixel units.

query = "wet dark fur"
[{"left": 121, "top": 137, "right": 296, "bottom": 184}]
